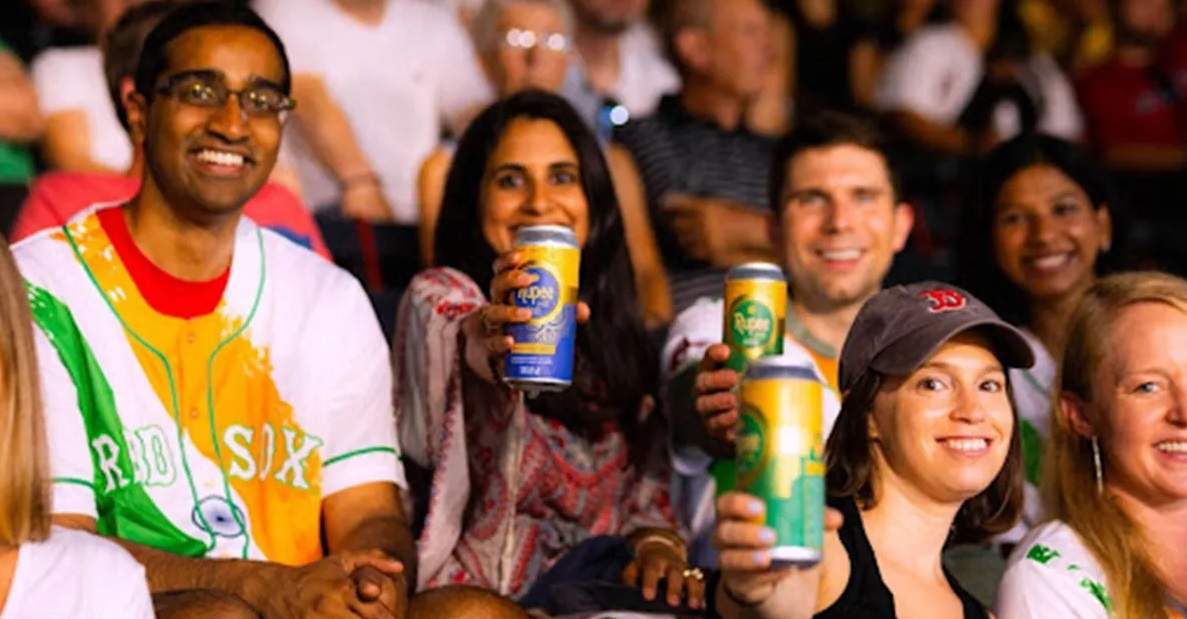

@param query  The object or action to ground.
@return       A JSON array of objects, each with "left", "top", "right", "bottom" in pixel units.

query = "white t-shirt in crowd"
[
  {"left": 562, "top": 22, "right": 680, "bottom": 128},
  {"left": 255, "top": 0, "right": 493, "bottom": 223},
  {"left": 875, "top": 24, "right": 1083, "bottom": 141},
  {"left": 994, "top": 520, "right": 1113, "bottom": 619},
  {"left": 31, "top": 47, "right": 133, "bottom": 172},
  {"left": 1, "top": 526, "right": 152, "bottom": 619}
]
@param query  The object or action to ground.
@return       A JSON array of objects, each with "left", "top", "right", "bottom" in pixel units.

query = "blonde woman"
[
  {"left": 995, "top": 272, "right": 1187, "bottom": 619},
  {"left": 0, "top": 236, "right": 151, "bottom": 618}
]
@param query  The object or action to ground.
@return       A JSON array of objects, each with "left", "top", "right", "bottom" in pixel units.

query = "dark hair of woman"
[
  {"left": 434, "top": 90, "right": 657, "bottom": 442},
  {"left": 958, "top": 133, "right": 1121, "bottom": 326},
  {"left": 824, "top": 367, "right": 1024, "bottom": 543}
]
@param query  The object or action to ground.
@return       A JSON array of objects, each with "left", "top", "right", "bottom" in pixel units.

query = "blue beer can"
[{"left": 503, "top": 225, "right": 581, "bottom": 394}]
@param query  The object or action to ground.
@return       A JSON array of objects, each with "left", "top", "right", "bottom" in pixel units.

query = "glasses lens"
[
  {"left": 176, "top": 77, "right": 225, "bottom": 107},
  {"left": 545, "top": 33, "right": 568, "bottom": 51},
  {"left": 242, "top": 87, "right": 285, "bottom": 115}
]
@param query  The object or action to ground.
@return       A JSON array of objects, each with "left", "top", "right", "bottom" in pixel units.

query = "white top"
[
  {"left": 255, "top": 0, "right": 493, "bottom": 223},
  {"left": 1, "top": 527, "right": 152, "bottom": 619},
  {"left": 875, "top": 24, "right": 1082, "bottom": 140},
  {"left": 994, "top": 520, "right": 1113, "bottom": 619},
  {"left": 17, "top": 204, "right": 407, "bottom": 564},
  {"left": 999, "top": 329, "right": 1056, "bottom": 543},
  {"left": 31, "top": 47, "right": 133, "bottom": 172},
  {"left": 660, "top": 297, "right": 841, "bottom": 566},
  {"left": 875, "top": 24, "right": 984, "bottom": 125}
]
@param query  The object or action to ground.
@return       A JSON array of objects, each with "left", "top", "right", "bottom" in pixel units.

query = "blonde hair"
[
  {"left": 1047, "top": 271, "right": 1187, "bottom": 619},
  {"left": 0, "top": 237, "right": 49, "bottom": 546}
]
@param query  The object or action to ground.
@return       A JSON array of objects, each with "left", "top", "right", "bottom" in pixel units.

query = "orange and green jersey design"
[{"left": 18, "top": 204, "right": 405, "bottom": 565}]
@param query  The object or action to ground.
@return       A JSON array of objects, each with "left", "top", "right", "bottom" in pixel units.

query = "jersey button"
[
  {"left": 186, "top": 330, "right": 196, "bottom": 344},
  {"left": 189, "top": 407, "right": 200, "bottom": 419}
]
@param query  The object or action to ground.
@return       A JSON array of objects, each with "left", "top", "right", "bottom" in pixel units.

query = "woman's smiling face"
[
  {"left": 991, "top": 164, "right": 1111, "bottom": 303},
  {"left": 480, "top": 117, "right": 589, "bottom": 254}
]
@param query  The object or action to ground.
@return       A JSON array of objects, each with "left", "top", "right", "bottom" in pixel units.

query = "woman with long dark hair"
[
  {"left": 395, "top": 90, "right": 697, "bottom": 607},
  {"left": 960, "top": 133, "right": 1114, "bottom": 536}
]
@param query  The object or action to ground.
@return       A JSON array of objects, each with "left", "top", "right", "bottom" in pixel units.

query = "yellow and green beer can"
[
  {"left": 723, "top": 263, "right": 787, "bottom": 373},
  {"left": 736, "top": 357, "right": 825, "bottom": 566}
]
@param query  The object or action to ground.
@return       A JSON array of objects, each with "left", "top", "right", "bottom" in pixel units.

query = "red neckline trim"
[{"left": 96, "top": 206, "right": 231, "bottom": 319}]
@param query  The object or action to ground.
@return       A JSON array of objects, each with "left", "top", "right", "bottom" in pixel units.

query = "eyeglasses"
[
  {"left": 154, "top": 71, "right": 295, "bottom": 118},
  {"left": 502, "top": 28, "right": 569, "bottom": 52}
]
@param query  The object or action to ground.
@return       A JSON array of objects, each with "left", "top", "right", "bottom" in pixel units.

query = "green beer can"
[
  {"left": 723, "top": 263, "right": 787, "bottom": 373},
  {"left": 736, "top": 357, "right": 825, "bottom": 566}
]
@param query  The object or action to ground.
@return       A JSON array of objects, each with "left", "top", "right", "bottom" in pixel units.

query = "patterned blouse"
[{"left": 393, "top": 267, "right": 677, "bottom": 597}]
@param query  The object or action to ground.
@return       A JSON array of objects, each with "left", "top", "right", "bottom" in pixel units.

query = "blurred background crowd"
[{"left": 1, "top": 0, "right": 1184, "bottom": 338}]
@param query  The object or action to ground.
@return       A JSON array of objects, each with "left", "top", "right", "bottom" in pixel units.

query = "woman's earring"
[{"left": 1092, "top": 436, "right": 1104, "bottom": 496}]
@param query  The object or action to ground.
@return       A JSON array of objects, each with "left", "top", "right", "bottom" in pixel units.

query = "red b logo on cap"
[{"left": 919, "top": 288, "right": 966, "bottom": 313}]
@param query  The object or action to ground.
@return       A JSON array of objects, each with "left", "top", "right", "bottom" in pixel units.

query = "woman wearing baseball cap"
[
  {"left": 712, "top": 282, "right": 1034, "bottom": 619},
  {"left": 994, "top": 272, "right": 1187, "bottom": 619}
]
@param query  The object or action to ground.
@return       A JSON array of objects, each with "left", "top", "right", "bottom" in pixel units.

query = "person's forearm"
[
  {"left": 290, "top": 74, "right": 376, "bottom": 184},
  {"left": 716, "top": 581, "right": 771, "bottom": 619},
  {"left": 334, "top": 515, "right": 419, "bottom": 591},
  {"left": 713, "top": 210, "right": 776, "bottom": 268},
  {"left": 0, "top": 84, "right": 43, "bottom": 143},
  {"left": 111, "top": 538, "right": 285, "bottom": 608}
]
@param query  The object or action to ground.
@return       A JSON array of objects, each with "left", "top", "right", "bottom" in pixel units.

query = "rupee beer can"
[
  {"left": 735, "top": 357, "right": 825, "bottom": 566},
  {"left": 723, "top": 263, "right": 787, "bottom": 373},
  {"left": 503, "top": 225, "right": 581, "bottom": 394}
]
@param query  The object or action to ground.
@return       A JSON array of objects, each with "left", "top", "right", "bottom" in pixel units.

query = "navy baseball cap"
[{"left": 839, "top": 282, "right": 1035, "bottom": 392}]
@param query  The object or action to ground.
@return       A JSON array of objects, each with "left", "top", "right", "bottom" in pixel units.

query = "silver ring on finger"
[
  {"left": 480, "top": 307, "right": 501, "bottom": 335},
  {"left": 682, "top": 567, "right": 705, "bottom": 581}
]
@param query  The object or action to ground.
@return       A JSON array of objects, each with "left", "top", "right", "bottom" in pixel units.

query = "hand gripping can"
[
  {"left": 723, "top": 263, "right": 787, "bottom": 373},
  {"left": 503, "top": 225, "right": 581, "bottom": 394},
  {"left": 735, "top": 357, "right": 825, "bottom": 566}
]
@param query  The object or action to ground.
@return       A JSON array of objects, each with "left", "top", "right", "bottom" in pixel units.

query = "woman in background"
[
  {"left": 995, "top": 272, "right": 1187, "bottom": 618},
  {"left": 961, "top": 133, "right": 1114, "bottom": 535}
]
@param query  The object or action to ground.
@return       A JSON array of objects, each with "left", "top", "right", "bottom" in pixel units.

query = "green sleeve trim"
[
  {"left": 323, "top": 446, "right": 398, "bottom": 467},
  {"left": 1020, "top": 418, "right": 1044, "bottom": 486},
  {"left": 53, "top": 477, "right": 96, "bottom": 489}
]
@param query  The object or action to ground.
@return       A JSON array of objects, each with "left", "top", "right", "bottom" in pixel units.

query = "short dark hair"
[
  {"left": 958, "top": 133, "right": 1121, "bottom": 326},
  {"left": 768, "top": 111, "right": 900, "bottom": 220},
  {"left": 133, "top": 1, "right": 291, "bottom": 104},
  {"left": 103, "top": 0, "right": 184, "bottom": 132},
  {"left": 825, "top": 367, "right": 1024, "bottom": 543}
]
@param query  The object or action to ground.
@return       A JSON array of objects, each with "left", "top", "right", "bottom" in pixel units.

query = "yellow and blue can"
[{"left": 504, "top": 225, "right": 581, "bottom": 394}]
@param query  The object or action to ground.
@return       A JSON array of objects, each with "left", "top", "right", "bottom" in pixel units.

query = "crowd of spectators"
[{"left": 1, "top": 0, "right": 1187, "bottom": 617}]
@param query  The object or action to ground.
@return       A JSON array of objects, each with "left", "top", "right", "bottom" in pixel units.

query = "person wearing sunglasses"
[{"left": 10, "top": 3, "right": 508, "bottom": 618}]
